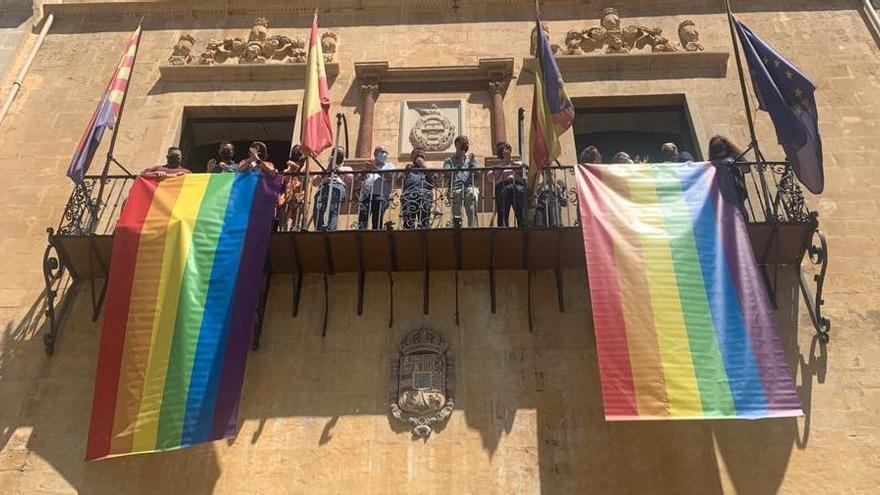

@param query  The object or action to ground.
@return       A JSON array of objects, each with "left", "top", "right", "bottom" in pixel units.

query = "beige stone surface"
[{"left": 1, "top": 1, "right": 879, "bottom": 493}]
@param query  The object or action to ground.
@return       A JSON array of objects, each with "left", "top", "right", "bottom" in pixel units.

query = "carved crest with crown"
[
  {"left": 390, "top": 328, "right": 455, "bottom": 439},
  {"left": 533, "top": 6, "right": 704, "bottom": 56},
  {"left": 166, "top": 17, "right": 338, "bottom": 66}
]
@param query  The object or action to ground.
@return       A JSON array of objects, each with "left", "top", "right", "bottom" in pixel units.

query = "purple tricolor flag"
[
  {"left": 529, "top": 15, "right": 574, "bottom": 178},
  {"left": 734, "top": 19, "right": 824, "bottom": 194},
  {"left": 67, "top": 24, "right": 141, "bottom": 184}
]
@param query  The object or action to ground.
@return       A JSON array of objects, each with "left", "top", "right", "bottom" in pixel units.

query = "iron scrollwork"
[
  {"left": 57, "top": 179, "right": 99, "bottom": 236},
  {"left": 800, "top": 227, "right": 830, "bottom": 343},
  {"left": 775, "top": 166, "right": 812, "bottom": 224},
  {"left": 42, "top": 228, "right": 67, "bottom": 355}
]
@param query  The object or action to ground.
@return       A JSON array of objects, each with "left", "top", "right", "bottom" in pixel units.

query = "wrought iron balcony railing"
[
  {"left": 41, "top": 161, "right": 828, "bottom": 355},
  {"left": 55, "top": 162, "right": 814, "bottom": 238}
]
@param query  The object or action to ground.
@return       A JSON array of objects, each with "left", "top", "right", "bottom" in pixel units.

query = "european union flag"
[{"left": 734, "top": 19, "right": 824, "bottom": 194}]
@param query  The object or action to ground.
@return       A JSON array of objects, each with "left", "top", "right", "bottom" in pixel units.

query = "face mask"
[
  {"left": 167, "top": 154, "right": 182, "bottom": 167},
  {"left": 221, "top": 148, "right": 234, "bottom": 160},
  {"left": 377, "top": 152, "right": 388, "bottom": 163}
]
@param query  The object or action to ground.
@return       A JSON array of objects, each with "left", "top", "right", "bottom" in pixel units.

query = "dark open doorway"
[
  {"left": 178, "top": 105, "right": 297, "bottom": 172},
  {"left": 572, "top": 97, "right": 701, "bottom": 163}
]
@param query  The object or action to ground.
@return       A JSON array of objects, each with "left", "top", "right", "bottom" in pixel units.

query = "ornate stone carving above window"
[
  {"left": 166, "top": 17, "right": 338, "bottom": 66},
  {"left": 535, "top": 6, "right": 705, "bottom": 56}
]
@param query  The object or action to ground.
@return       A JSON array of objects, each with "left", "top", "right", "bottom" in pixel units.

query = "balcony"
[{"left": 40, "top": 162, "right": 829, "bottom": 354}]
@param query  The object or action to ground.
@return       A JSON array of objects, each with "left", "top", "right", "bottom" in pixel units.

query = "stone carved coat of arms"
[
  {"left": 408, "top": 105, "right": 457, "bottom": 152},
  {"left": 390, "top": 328, "right": 455, "bottom": 438}
]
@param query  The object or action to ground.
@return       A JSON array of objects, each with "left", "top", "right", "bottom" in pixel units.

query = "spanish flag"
[
  {"left": 300, "top": 12, "right": 333, "bottom": 155},
  {"left": 529, "top": 15, "right": 574, "bottom": 175},
  {"left": 67, "top": 23, "right": 142, "bottom": 183}
]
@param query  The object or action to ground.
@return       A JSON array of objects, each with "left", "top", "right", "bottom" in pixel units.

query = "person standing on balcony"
[
  {"left": 401, "top": 147, "right": 435, "bottom": 229},
  {"left": 312, "top": 146, "right": 351, "bottom": 231},
  {"left": 578, "top": 145, "right": 602, "bottom": 164},
  {"left": 207, "top": 141, "right": 239, "bottom": 173},
  {"left": 277, "top": 144, "right": 307, "bottom": 231},
  {"left": 238, "top": 141, "right": 277, "bottom": 175},
  {"left": 357, "top": 146, "right": 396, "bottom": 230},
  {"left": 140, "top": 147, "right": 190, "bottom": 180},
  {"left": 534, "top": 169, "right": 568, "bottom": 228},
  {"left": 660, "top": 142, "right": 695, "bottom": 163},
  {"left": 443, "top": 135, "right": 480, "bottom": 227},
  {"left": 709, "top": 135, "right": 749, "bottom": 218},
  {"left": 488, "top": 141, "right": 528, "bottom": 227}
]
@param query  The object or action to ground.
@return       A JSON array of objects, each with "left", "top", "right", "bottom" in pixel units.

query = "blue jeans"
[{"left": 314, "top": 182, "right": 346, "bottom": 231}]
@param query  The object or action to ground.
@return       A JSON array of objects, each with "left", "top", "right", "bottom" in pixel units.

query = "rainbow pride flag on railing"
[
  {"left": 576, "top": 162, "right": 802, "bottom": 420},
  {"left": 86, "top": 173, "right": 281, "bottom": 460}
]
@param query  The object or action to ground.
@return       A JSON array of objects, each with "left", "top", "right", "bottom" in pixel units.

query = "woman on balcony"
[
  {"left": 709, "top": 135, "right": 749, "bottom": 218},
  {"left": 401, "top": 147, "right": 435, "bottom": 229},
  {"left": 488, "top": 141, "right": 528, "bottom": 228}
]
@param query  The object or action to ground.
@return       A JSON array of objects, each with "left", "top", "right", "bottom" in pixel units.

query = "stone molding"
[
  {"left": 522, "top": 51, "right": 729, "bottom": 78},
  {"left": 354, "top": 58, "right": 514, "bottom": 91},
  {"left": 158, "top": 61, "right": 340, "bottom": 83}
]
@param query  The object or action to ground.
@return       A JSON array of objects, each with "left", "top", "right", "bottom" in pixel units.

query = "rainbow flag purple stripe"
[{"left": 575, "top": 162, "right": 802, "bottom": 420}]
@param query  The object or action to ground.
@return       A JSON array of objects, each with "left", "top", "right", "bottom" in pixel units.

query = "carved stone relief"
[
  {"left": 539, "top": 6, "right": 704, "bottom": 56},
  {"left": 390, "top": 328, "right": 455, "bottom": 439},
  {"left": 398, "top": 100, "right": 465, "bottom": 158},
  {"left": 167, "top": 17, "right": 338, "bottom": 66}
]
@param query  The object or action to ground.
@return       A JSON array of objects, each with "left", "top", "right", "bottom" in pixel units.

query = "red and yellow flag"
[
  {"left": 67, "top": 23, "right": 142, "bottom": 183},
  {"left": 299, "top": 13, "right": 332, "bottom": 155}
]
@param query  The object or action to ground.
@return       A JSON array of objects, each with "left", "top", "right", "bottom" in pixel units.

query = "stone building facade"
[{"left": 0, "top": 0, "right": 878, "bottom": 493}]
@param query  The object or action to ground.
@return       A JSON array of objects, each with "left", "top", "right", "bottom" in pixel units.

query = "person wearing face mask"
[
  {"left": 487, "top": 141, "right": 528, "bottom": 227},
  {"left": 312, "top": 146, "right": 352, "bottom": 231},
  {"left": 141, "top": 147, "right": 191, "bottom": 180},
  {"left": 207, "top": 141, "right": 238, "bottom": 173},
  {"left": 401, "top": 147, "right": 435, "bottom": 229},
  {"left": 442, "top": 135, "right": 480, "bottom": 227},
  {"left": 356, "top": 145, "right": 396, "bottom": 230},
  {"left": 238, "top": 141, "right": 277, "bottom": 175}
]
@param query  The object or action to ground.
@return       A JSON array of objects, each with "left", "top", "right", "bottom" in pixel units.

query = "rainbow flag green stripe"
[
  {"left": 576, "top": 162, "right": 802, "bottom": 420},
  {"left": 86, "top": 172, "right": 280, "bottom": 460}
]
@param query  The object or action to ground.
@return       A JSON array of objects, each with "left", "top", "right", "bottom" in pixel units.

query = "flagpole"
[
  {"left": 92, "top": 18, "right": 144, "bottom": 231},
  {"left": 724, "top": 1, "right": 774, "bottom": 218}
]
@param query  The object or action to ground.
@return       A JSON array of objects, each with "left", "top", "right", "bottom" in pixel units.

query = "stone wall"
[{"left": 0, "top": 1, "right": 879, "bottom": 493}]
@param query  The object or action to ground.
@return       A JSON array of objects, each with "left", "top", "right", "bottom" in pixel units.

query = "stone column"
[
  {"left": 355, "top": 82, "right": 380, "bottom": 158},
  {"left": 488, "top": 80, "right": 507, "bottom": 147}
]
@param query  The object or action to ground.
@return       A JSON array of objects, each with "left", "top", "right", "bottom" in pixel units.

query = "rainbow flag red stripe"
[
  {"left": 576, "top": 163, "right": 802, "bottom": 420},
  {"left": 300, "top": 13, "right": 332, "bottom": 155},
  {"left": 67, "top": 24, "right": 141, "bottom": 183},
  {"left": 86, "top": 173, "right": 281, "bottom": 460}
]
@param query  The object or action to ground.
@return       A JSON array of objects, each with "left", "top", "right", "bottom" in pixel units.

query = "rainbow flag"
[
  {"left": 67, "top": 23, "right": 141, "bottom": 183},
  {"left": 86, "top": 172, "right": 281, "bottom": 460},
  {"left": 300, "top": 12, "right": 332, "bottom": 155},
  {"left": 529, "top": 15, "right": 574, "bottom": 174},
  {"left": 576, "top": 163, "right": 802, "bottom": 420}
]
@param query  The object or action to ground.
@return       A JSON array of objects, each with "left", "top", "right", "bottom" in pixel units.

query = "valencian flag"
[
  {"left": 67, "top": 23, "right": 142, "bottom": 183},
  {"left": 300, "top": 12, "right": 333, "bottom": 155},
  {"left": 85, "top": 173, "right": 281, "bottom": 460},
  {"left": 529, "top": 15, "right": 574, "bottom": 176},
  {"left": 576, "top": 162, "right": 802, "bottom": 420},
  {"left": 734, "top": 19, "right": 824, "bottom": 194}
]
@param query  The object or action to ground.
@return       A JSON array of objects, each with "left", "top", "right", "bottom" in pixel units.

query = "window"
[
  {"left": 178, "top": 105, "right": 296, "bottom": 172},
  {"left": 572, "top": 96, "right": 701, "bottom": 162}
]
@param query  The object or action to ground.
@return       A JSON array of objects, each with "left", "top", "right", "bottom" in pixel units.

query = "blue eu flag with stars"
[{"left": 734, "top": 19, "right": 824, "bottom": 194}]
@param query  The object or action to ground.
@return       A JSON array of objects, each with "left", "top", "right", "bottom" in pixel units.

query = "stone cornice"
[
  {"left": 522, "top": 51, "right": 729, "bottom": 78},
  {"left": 355, "top": 58, "right": 514, "bottom": 89},
  {"left": 157, "top": 61, "right": 340, "bottom": 83}
]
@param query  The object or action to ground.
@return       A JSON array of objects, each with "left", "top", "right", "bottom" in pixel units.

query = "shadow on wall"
[
  {"left": 0, "top": 287, "right": 222, "bottom": 493},
  {"left": 0, "top": 267, "right": 824, "bottom": 493}
]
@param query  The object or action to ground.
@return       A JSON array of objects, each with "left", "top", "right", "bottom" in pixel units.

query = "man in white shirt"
[{"left": 357, "top": 145, "right": 396, "bottom": 230}]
